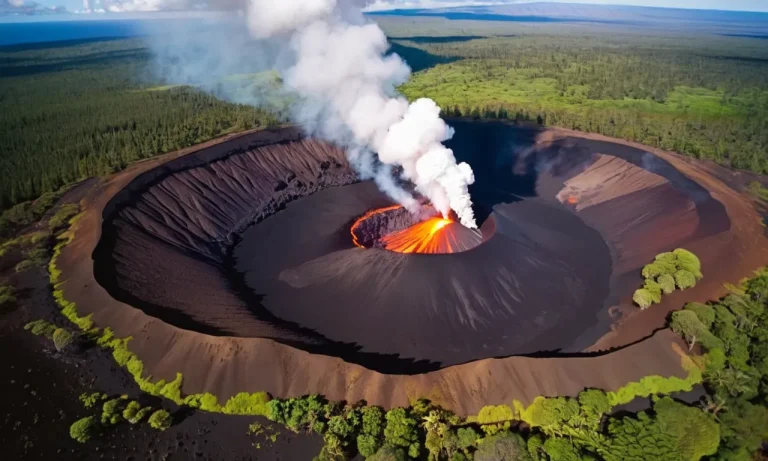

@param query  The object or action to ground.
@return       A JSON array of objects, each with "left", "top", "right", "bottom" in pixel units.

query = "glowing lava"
[
  {"left": 351, "top": 205, "right": 485, "bottom": 254},
  {"left": 381, "top": 217, "right": 456, "bottom": 254},
  {"left": 351, "top": 205, "right": 403, "bottom": 249}
]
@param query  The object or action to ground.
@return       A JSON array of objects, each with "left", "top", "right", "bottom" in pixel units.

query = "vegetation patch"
[
  {"left": 633, "top": 249, "right": 702, "bottom": 309},
  {"left": 0, "top": 285, "right": 16, "bottom": 311}
]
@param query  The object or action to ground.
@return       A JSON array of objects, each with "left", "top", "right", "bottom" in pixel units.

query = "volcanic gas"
[{"left": 350, "top": 205, "right": 484, "bottom": 254}]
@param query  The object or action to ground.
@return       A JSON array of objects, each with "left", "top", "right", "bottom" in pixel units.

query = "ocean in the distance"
[{"left": 0, "top": 19, "right": 153, "bottom": 47}]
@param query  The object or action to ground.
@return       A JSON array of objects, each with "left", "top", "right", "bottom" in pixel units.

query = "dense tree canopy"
[
  {"left": 395, "top": 31, "right": 768, "bottom": 175},
  {"left": 0, "top": 39, "right": 280, "bottom": 211}
]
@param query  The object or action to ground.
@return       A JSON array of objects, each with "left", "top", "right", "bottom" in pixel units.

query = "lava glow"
[
  {"left": 351, "top": 205, "right": 403, "bottom": 249},
  {"left": 351, "top": 205, "right": 484, "bottom": 254},
  {"left": 381, "top": 217, "right": 456, "bottom": 254}
]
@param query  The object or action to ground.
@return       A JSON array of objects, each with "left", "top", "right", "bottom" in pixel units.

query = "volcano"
[{"left": 86, "top": 122, "right": 751, "bottom": 373}]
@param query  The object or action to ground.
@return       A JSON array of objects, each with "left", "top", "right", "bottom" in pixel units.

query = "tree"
[
  {"left": 475, "top": 432, "right": 532, "bottom": 461},
  {"left": 358, "top": 406, "right": 385, "bottom": 457},
  {"left": 368, "top": 445, "right": 408, "bottom": 461},
  {"left": 523, "top": 396, "right": 579, "bottom": 435},
  {"left": 577, "top": 389, "right": 611, "bottom": 428},
  {"left": 148, "top": 409, "right": 172, "bottom": 431},
  {"left": 70, "top": 416, "right": 98, "bottom": 443},
  {"left": 384, "top": 408, "right": 420, "bottom": 458},
  {"left": 683, "top": 302, "right": 715, "bottom": 328},
  {"left": 669, "top": 310, "right": 723, "bottom": 351},
  {"left": 542, "top": 437, "right": 580, "bottom": 461}
]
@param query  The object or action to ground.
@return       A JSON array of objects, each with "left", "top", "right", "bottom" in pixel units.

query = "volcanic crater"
[{"left": 91, "top": 122, "right": 738, "bottom": 373}]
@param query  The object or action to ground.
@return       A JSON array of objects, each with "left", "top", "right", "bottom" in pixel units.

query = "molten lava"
[
  {"left": 381, "top": 217, "right": 455, "bottom": 254},
  {"left": 351, "top": 205, "right": 485, "bottom": 254}
]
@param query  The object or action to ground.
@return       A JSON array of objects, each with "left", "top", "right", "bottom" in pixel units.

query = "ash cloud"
[{"left": 143, "top": 0, "right": 478, "bottom": 228}]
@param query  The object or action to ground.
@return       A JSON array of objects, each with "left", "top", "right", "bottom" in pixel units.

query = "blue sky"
[{"left": 21, "top": 0, "right": 768, "bottom": 14}]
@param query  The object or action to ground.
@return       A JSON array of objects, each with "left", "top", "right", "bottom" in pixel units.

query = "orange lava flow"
[
  {"left": 381, "top": 217, "right": 455, "bottom": 254},
  {"left": 350, "top": 205, "right": 403, "bottom": 249},
  {"left": 567, "top": 195, "right": 579, "bottom": 205}
]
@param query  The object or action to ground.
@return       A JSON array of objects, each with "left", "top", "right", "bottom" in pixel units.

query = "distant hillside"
[{"left": 368, "top": 2, "right": 768, "bottom": 34}]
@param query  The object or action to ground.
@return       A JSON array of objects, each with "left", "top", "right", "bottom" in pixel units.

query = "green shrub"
[
  {"left": 101, "top": 399, "right": 125, "bottom": 425},
  {"left": 673, "top": 248, "right": 702, "bottom": 279},
  {"left": 0, "top": 285, "right": 16, "bottom": 309},
  {"left": 48, "top": 204, "right": 79, "bottom": 232},
  {"left": 24, "top": 319, "right": 56, "bottom": 338},
  {"left": 222, "top": 392, "right": 270, "bottom": 416},
  {"left": 657, "top": 274, "right": 676, "bottom": 295},
  {"left": 643, "top": 279, "right": 663, "bottom": 303},
  {"left": 79, "top": 392, "right": 107, "bottom": 409},
  {"left": 184, "top": 392, "right": 221, "bottom": 412},
  {"left": 14, "top": 259, "right": 36, "bottom": 273},
  {"left": 148, "top": 409, "right": 172, "bottom": 431},
  {"left": 122, "top": 401, "right": 153, "bottom": 424},
  {"left": 52, "top": 327, "right": 74, "bottom": 351},
  {"left": 674, "top": 270, "right": 697, "bottom": 289},
  {"left": 122, "top": 401, "right": 141, "bottom": 422},
  {"left": 69, "top": 416, "right": 98, "bottom": 443},
  {"left": 633, "top": 289, "right": 653, "bottom": 309}
]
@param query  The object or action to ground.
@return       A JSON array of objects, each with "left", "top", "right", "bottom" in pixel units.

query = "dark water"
[{"left": 0, "top": 19, "right": 148, "bottom": 47}]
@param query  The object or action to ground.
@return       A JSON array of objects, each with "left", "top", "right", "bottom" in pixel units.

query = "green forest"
[
  {"left": 0, "top": 39, "right": 280, "bottom": 210},
  {"left": 394, "top": 30, "right": 768, "bottom": 174},
  {"left": 2, "top": 27, "right": 768, "bottom": 214}
]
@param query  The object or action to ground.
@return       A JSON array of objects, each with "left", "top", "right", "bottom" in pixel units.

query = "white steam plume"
[{"left": 246, "top": 0, "right": 477, "bottom": 228}]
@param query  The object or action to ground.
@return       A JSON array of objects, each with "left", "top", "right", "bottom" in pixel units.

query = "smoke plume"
[{"left": 145, "top": 0, "right": 477, "bottom": 228}]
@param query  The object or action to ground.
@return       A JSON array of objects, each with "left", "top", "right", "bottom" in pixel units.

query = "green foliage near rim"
[
  {"left": 48, "top": 204, "right": 80, "bottom": 233},
  {"left": 0, "top": 190, "right": 63, "bottom": 241},
  {"left": 101, "top": 398, "right": 125, "bottom": 426},
  {"left": 122, "top": 401, "right": 153, "bottom": 424},
  {"left": 148, "top": 409, "right": 172, "bottom": 431},
  {"left": 0, "top": 285, "right": 16, "bottom": 310},
  {"left": 633, "top": 249, "right": 702, "bottom": 309},
  {"left": 24, "top": 319, "right": 56, "bottom": 338},
  {"left": 69, "top": 416, "right": 98, "bottom": 443},
  {"left": 79, "top": 392, "right": 107, "bottom": 409},
  {"left": 52, "top": 327, "right": 74, "bottom": 351}
]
